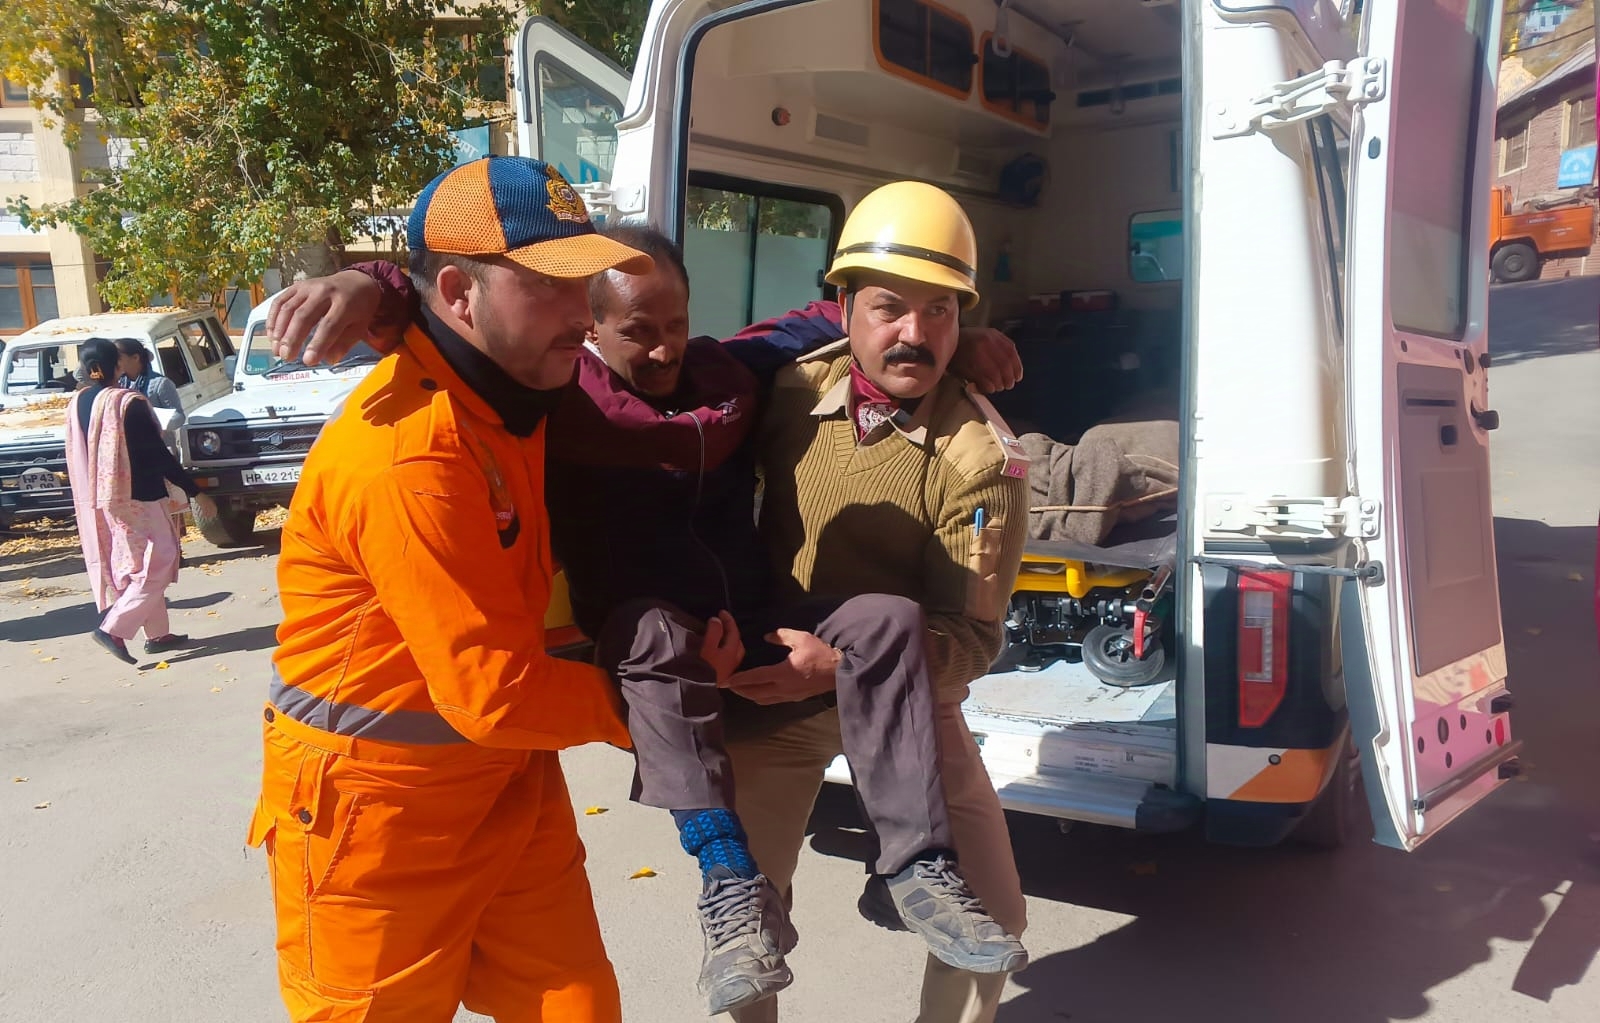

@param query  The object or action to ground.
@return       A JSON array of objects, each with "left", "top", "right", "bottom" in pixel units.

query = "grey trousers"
[{"left": 593, "top": 593, "right": 952, "bottom": 875}]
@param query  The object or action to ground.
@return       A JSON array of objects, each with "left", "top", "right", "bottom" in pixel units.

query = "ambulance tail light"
[{"left": 1237, "top": 570, "right": 1292, "bottom": 728}]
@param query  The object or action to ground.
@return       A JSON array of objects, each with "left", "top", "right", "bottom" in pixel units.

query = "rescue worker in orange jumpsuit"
[{"left": 247, "top": 155, "right": 654, "bottom": 1022}]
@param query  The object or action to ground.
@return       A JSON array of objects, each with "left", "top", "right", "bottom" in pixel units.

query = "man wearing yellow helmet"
[{"left": 722, "top": 180, "right": 1030, "bottom": 1023}]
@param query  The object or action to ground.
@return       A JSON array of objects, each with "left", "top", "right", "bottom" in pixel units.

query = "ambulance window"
[
  {"left": 1309, "top": 116, "right": 1349, "bottom": 336},
  {"left": 683, "top": 177, "right": 842, "bottom": 340},
  {"left": 980, "top": 37, "right": 1054, "bottom": 127},
  {"left": 532, "top": 55, "right": 623, "bottom": 185},
  {"left": 1386, "top": 0, "right": 1492, "bottom": 340},
  {"left": 876, "top": 0, "right": 976, "bottom": 97},
  {"left": 1128, "top": 210, "right": 1184, "bottom": 283}
]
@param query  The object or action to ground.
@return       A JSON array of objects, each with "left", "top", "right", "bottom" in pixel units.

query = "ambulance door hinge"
[
  {"left": 1204, "top": 494, "right": 1378, "bottom": 539},
  {"left": 1211, "top": 58, "right": 1387, "bottom": 139}
]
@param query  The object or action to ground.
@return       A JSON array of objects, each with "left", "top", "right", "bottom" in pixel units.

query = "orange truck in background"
[{"left": 1489, "top": 183, "right": 1597, "bottom": 283}]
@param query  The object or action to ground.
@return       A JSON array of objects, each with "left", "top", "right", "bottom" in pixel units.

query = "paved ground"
[{"left": 1, "top": 276, "right": 1596, "bottom": 1023}]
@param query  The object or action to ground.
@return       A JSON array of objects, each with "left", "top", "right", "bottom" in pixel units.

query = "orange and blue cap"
[{"left": 408, "top": 156, "right": 652, "bottom": 278}]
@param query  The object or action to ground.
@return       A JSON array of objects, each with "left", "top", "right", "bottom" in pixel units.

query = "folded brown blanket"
[{"left": 1021, "top": 413, "right": 1180, "bottom": 545}]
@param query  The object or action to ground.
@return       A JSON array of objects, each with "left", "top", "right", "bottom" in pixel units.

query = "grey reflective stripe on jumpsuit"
[{"left": 268, "top": 667, "right": 470, "bottom": 745}]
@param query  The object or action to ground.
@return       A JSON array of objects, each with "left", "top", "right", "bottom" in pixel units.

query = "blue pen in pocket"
[{"left": 974, "top": 507, "right": 985, "bottom": 536}]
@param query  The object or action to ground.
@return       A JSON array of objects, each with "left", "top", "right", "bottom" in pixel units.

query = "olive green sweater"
[{"left": 758, "top": 348, "right": 1028, "bottom": 700}]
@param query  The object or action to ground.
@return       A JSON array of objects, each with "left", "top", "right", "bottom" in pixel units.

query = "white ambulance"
[{"left": 514, "top": 0, "right": 1514, "bottom": 852}]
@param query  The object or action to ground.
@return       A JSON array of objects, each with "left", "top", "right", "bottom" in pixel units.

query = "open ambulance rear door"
[
  {"left": 510, "top": 17, "right": 633, "bottom": 648},
  {"left": 1343, "top": 0, "right": 1518, "bottom": 851},
  {"left": 514, "top": 17, "right": 633, "bottom": 197}
]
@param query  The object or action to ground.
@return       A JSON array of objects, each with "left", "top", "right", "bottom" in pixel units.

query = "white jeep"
[{"left": 182, "top": 289, "right": 382, "bottom": 546}]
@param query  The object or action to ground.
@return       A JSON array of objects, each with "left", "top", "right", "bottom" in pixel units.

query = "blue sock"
[{"left": 673, "top": 808, "right": 758, "bottom": 879}]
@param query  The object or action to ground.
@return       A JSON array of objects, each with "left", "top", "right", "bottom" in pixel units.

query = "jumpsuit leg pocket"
[
  {"left": 277, "top": 956, "right": 376, "bottom": 1023},
  {"left": 256, "top": 739, "right": 364, "bottom": 902},
  {"left": 301, "top": 774, "right": 368, "bottom": 902}
]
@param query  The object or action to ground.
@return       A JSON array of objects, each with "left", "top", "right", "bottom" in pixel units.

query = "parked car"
[{"left": 182, "top": 289, "right": 382, "bottom": 546}]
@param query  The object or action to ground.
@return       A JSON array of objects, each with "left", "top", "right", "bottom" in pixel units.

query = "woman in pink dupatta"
[{"left": 66, "top": 338, "right": 216, "bottom": 664}]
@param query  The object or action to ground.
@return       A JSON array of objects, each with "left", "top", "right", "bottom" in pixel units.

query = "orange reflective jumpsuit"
[{"left": 248, "top": 323, "right": 632, "bottom": 1022}]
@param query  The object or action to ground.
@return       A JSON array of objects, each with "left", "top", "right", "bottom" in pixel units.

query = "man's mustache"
[{"left": 882, "top": 344, "right": 935, "bottom": 367}]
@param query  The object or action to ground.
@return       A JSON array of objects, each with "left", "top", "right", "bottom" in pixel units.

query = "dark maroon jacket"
[{"left": 354, "top": 262, "right": 846, "bottom": 635}]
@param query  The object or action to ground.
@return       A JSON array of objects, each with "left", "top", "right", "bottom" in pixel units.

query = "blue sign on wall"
[
  {"left": 451, "top": 125, "right": 493, "bottom": 166},
  {"left": 1557, "top": 145, "right": 1596, "bottom": 188}
]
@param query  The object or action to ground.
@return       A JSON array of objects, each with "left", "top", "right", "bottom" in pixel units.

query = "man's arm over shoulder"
[
  {"left": 345, "top": 457, "right": 630, "bottom": 751},
  {"left": 919, "top": 409, "right": 1029, "bottom": 701},
  {"left": 347, "top": 260, "right": 420, "bottom": 349},
  {"left": 721, "top": 300, "right": 845, "bottom": 388}
]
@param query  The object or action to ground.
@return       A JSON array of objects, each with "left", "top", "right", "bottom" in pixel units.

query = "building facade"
[{"left": 1495, "top": 47, "right": 1599, "bottom": 280}]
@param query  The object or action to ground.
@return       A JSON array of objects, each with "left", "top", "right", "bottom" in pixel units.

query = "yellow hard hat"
[{"left": 825, "top": 181, "right": 980, "bottom": 309}]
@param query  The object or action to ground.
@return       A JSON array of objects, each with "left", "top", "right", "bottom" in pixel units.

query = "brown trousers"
[
  {"left": 725, "top": 702, "right": 1028, "bottom": 1023},
  {"left": 594, "top": 594, "right": 953, "bottom": 875}
]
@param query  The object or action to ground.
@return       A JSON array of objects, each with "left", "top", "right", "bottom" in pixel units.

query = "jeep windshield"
[{"left": 244, "top": 327, "right": 381, "bottom": 378}]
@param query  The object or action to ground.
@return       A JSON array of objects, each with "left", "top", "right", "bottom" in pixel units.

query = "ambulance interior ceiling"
[{"left": 687, "top": 0, "right": 1186, "bottom": 306}]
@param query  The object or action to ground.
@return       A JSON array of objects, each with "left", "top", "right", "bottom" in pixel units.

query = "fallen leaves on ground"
[
  {"left": 0, "top": 517, "right": 81, "bottom": 558},
  {"left": 154, "top": 661, "right": 170, "bottom": 670},
  {"left": 33, "top": 801, "right": 50, "bottom": 810},
  {"left": 13, "top": 777, "right": 27, "bottom": 783},
  {"left": 210, "top": 687, "right": 223, "bottom": 693},
  {"left": 38, "top": 656, "right": 57, "bottom": 663},
  {"left": 584, "top": 806, "right": 608, "bottom": 816},
  {"left": 7, "top": 577, "right": 78, "bottom": 600},
  {"left": 628, "top": 867, "right": 657, "bottom": 879}
]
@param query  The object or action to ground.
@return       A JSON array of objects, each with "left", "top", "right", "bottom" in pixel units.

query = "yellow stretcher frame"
[{"left": 1013, "top": 553, "right": 1151, "bottom": 600}]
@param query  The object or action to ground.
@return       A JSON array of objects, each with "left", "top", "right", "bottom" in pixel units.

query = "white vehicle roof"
[{"left": 7, "top": 308, "right": 210, "bottom": 346}]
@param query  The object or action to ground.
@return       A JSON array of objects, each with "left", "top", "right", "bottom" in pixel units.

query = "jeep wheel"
[{"left": 192, "top": 499, "right": 257, "bottom": 547}]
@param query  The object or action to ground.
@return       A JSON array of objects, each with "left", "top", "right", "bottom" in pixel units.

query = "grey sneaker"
[
  {"left": 872, "top": 854, "right": 1029, "bottom": 974},
  {"left": 696, "top": 867, "right": 799, "bottom": 1015}
]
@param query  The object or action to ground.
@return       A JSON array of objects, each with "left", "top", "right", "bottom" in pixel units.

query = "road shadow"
[
  {"left": 0, "top": 545, "right": 85, "bottom": 585},
  {"left": 184, "top": 528, "right": 283, "bottom": 565},
  {"left": 169, "top": 592, "right": 232, "bottom": 611},
  {"left": 1488, "top": 277, "right": 1599, "bottom": 367},
  {"left": 0, "top": 600, "right": 99, "bottom": 643},
  {"left": 804, "top": 516, "right": 1599, "bottom": 1022},
  {"left": 0, "top": 526, "right": 281, "bottom": 588},
  {"left": 145, "top": 623, "right": 280, "bottom": 666}
]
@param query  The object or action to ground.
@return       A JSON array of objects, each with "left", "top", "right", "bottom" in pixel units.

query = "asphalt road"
[{"left": 1, "top": 276, "right": 1596, "bottom": 1023}]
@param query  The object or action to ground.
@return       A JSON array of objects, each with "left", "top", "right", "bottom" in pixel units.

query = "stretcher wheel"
[{"left": 1082, "top": 623, "right": 1165, "bottom": 688}]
